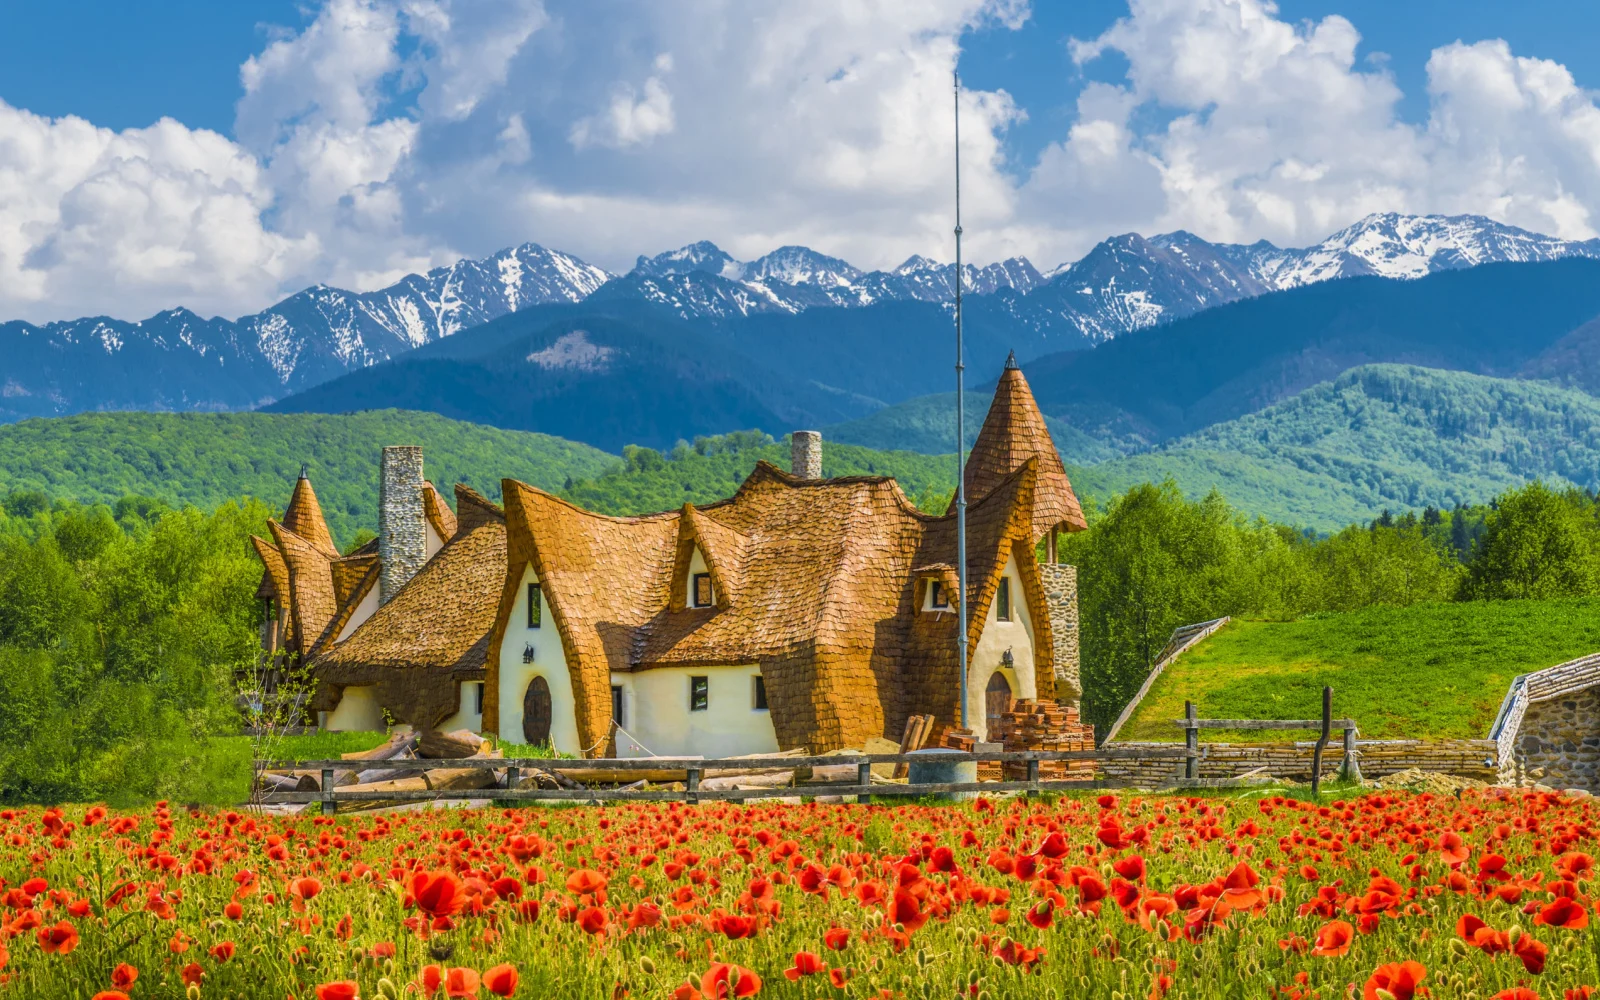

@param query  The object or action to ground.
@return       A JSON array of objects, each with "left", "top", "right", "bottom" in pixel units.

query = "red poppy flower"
[
  {"left": 566, "top": 869, "right": 608, "bottom": 896},
  {"left": 210, "top": 941, "right": 236, "bottom": 963},
  {"left": 412, "top": 871, "right": 467, "bottom": 919},
  {"left": 181, "top": 963, "right": 204, "bottom": 987},
  {"left": 1458, "top": 914, "right": 1509, "bottom": 954},
  {"left": 484, "top": 963, "right": 518, "bottom": 998},
  {"left": 223, "top": 901, "right": 243, "bottom": 920},
  {"left": 36, "top": 920, "right": 79, "bottom": 955},
  {"left": 1564, "top": 988, "right": 1594, "bottom": 1000},
  {"left": 577, "top": 905, "right": 609, "bottom": 936},
  {"left": 1534, "top": 897, "right": 1589, "bottom": 930},
  {"left": 445, "top": 967, "right": 480, "bottom": 998},
  {"left": 889, "top": 888, "right": 928, "bottom": 932},
  {"left": 1026, "top": 899, "right": 1055, "bottom": 929},
  {"left": 1439, "top": 832, "right": 1470, "bottom": 867},
  {"left": 824, "top": 927, "right": 850, "bottom": 950},
  {"left": 289, "top": 876, "right": 322, "bottom": 912},
  {"left": 784, "top": 952, "right": 823, "bottom": 981},
  {"left": 1312, "top": 920, "right": 1354, "bottom": 957},
  {"left": 1363, "top": 961, "right": 1426, "bottom": 1000},
  {"left": 700, "top": 963, "right": 761, "bottom": 999},
  {"left": 111, "top": 964, "right": 139, "bottom": 989},
  {"left": 1221, "top": 862, "right": 1262, "bottom": 909},
  {"left": 316, "top": 982, "right": 360, "bottom": 1000},
  {"left": 1491, "top": 990, "right": 1540, "bottom": 1000},
  {"left": 418, "top": 966, "right": 445, "bottom": 995},
  {"left": 716, "top": 913, "right": 755, "bottom": 939},
  {"left": 1513, "top": 933, "right": 1549, "bottom": 975},
  {"left": 829, "top": 968, "right": 852, "bottom": 989},
  {"left": 627, "top": 902, "right": 661, "bottom": 929},
  {"left": 1113, "top": 855, "right": 1147, "bottom": 883},
  {"left": 92, "top": 994, "right": 130, "bottom": 1000}
]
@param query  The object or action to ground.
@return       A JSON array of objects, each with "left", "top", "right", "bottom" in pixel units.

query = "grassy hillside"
[
  {"left": 1066, "top": 365, "right": 1600, "bottom": 529},
  {"left": 825, "top": 390, "right": 1121, "bottom": 464},
  {"left": 1113, "top": 598, "right": 1600, "bottom": 743},
  {"left": 0, "top": 410, "right": 617, "bottom": 547}
]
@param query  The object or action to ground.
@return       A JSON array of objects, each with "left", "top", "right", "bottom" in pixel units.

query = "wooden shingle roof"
[
  {"left": 282, "top": 473, "right": 340, "bottom": 559},
  {"left": 491, "top": 459, "right": 1056, "bottom": 756},
  {"left": 957, "top": 353, "right": 1087, "bottom": 538},
  {"left": 309, "top": 486, "right": 506, "bottom": 728}
]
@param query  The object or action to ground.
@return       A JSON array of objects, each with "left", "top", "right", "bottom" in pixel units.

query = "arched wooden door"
[
  {"left": 522, "top": 676, "right": 553, "bottom": 745},
  {"left": 985, "top": 671, "right": 1014, "bottom": 736}
]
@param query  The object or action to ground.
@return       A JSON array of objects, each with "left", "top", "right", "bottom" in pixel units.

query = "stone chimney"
[
  {"left": 1039, "top": 564, "right": 1081, "bottom": 705},
  {"left": 791, "top": 430, "right": 822, "bottom": 479},
  {"left": 379, "top": 446, "right": 427, "bottom": 605}
]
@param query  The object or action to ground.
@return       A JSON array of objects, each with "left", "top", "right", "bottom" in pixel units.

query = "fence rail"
[{"left": 255, "top": 748, "right": 1222, "bottom": 813}]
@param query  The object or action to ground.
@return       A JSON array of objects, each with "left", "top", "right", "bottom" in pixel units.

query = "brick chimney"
[
  {"left": 379, "top": 446, "right": 426, "bottom": 605},
  {"left": 791, "top": 430, "right": 822, "bottom": 479}
]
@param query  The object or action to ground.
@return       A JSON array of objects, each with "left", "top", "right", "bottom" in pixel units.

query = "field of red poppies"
[{"left": 0, "top": 789, "right": 1595, "bottom": 1000}]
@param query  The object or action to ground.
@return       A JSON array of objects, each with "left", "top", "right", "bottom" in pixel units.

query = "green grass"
[
  {"left": 1115, "top": 598, "right": 1600, "bottom": 743},
  {"left": 240, "top": 730, "right": 390, "bottom": 763}
]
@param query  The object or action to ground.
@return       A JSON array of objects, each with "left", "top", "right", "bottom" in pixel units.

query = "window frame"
[
  {"left": 472, "top": 681, "right": 484, "bottom": 715},
  {"left": 752, "top": 674, "right": 768, "bottom": 711},
  {"left": 692, "top": 572, "right": 714, "bottom": 608},
  {"left": 996, "top": 577, "right": 1011, "bottom": 622},
  {"left": 526, "top": 582, "right": 542, "bottom": 628},
  {"left": 611, "top": 684, "right": 625, "bottom": 727},
  {"left": 689, "top": 675, "right": 709, "bottom": 712},
  {"left": 929, "top": 579, "right": 950, "bottom": 610}
]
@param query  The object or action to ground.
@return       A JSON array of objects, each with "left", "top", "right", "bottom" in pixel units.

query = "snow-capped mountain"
[
  {"left": 6, "top": 212, "right": 1599, "bottom": 424},
  {"left": 0, "top": 243, "right": 612, "bottom": 420},
  {"left": 614, "top": 241, "right": 1043, "bottom": 319}
]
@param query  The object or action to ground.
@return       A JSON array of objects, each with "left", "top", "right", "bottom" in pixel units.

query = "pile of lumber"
[
  {"left": 991, "top": 700, "right": 1096, "bottom": 780},
  {"left": 258, "top": 728, "right": 515, "bottom": 811},
  {"left": 893, "top": 715, "right": 936, "bottom": 778}
]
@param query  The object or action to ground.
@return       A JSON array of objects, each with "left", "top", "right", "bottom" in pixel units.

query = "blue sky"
[{"left": 3, "top": 0, "right": 1600, "bottom": 323}]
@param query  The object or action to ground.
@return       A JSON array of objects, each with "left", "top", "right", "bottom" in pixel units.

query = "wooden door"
[
  {"left": 522, "top": 675, "right": 553, "bottom": 745},
  {"left": 985, "top": 672, "right": 1013, "bottom": 736}
]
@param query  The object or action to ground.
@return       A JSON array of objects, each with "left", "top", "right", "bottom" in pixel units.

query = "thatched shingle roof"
[
  {"left": 957, "top": 354, "right": 1086, "bottom": 538},
  {"left": 282, "top": 473, "right": 340, "bottom": 559},
  {"left": 489, "top": 459, "right": 1057, "bottom": 756},
  {"left": 309, "top": 486, "right": 506, "bottom": 728}
]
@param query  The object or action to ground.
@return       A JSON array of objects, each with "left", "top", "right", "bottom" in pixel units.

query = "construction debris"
[{"left": 991, "top": 700, "right": 1096, "bottom": 781}]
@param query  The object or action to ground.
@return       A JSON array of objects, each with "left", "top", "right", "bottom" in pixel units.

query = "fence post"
[
  {"left": 505, "top": 765, "right": 520, "bottom": 793},
  {"left": 1341, "top": 727, "right": 1362, "bottom": 783},
  {"left": 1311, "top": 687, "right": 1331, "bottom": 797},
  {"left": 1184, "top": 701, "right": 1198, "bottom": 780},
  {"left": 1026, "top": 757, "right": 1040, "bottom": 797},
  {"left": 321, "top": 767, "right": 336, "bottom": 816},
  {"left": 857, "top": 760, "right": 873, "bottom": 806},
  {"left": 685, "top": 767, "right": 701, "bottom": 806}
]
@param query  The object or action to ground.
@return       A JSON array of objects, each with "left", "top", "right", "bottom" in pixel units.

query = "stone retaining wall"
[
  {"left": 1101, "top": 739, "right": 1500, "bottom": 785},
  {"left": 1492, "top": 652, "right": 1600, "bottom": 793}
]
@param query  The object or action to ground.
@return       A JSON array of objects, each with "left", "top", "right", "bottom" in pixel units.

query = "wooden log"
[
  {"left": 699, "top": 770, "right": 795, "bottom": 791},
  {"left": 418, "top": 728, "right": 486, "bottom": 759},
  {"left": 424, "top": 767, "right": 500, "bottom": 791},
  {"left": 340, "top": 729, "right": 418, "bottom": 760}
]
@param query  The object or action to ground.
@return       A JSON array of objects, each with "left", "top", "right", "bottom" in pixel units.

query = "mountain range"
[{"left": 6, "top": 212, "right": 1599, "bottom": 424}]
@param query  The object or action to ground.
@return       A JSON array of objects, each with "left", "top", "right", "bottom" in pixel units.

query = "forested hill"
[
  {"left": 0, "top": 411, "right": 617, "bottom": 547},
  {"left": 1072, "top": 365, "right": 1600, "bottom": 529}
]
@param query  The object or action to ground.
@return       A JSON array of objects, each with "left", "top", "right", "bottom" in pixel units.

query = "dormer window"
[
  {"left": 692, "top": 572, "right": 714, "bottom": 608},
  {"left": 996, "top": 578, "right": 1011, "bottom": 622},
  {"left": 928, "top": 580, "right": 951, "bottom": 611}
]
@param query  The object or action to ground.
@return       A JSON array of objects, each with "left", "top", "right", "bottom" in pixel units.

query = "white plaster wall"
[
  {"left": 613, "top": 665, "right": 778, "bottom": 758},
  {"left": 967, "top": 554, "right": 1037, "bottom": 741},
  {"left": 324, "top": 685, "right": 386, "bottom": 732},
  {"left": 438, "top": 681, "right": 484, "bottom": 734},
  {"left": 686, "top": 548, "right": 713, "bottom": 605},
  {"left": 496, "top": 564, "right": 581, "bottom": 753},
  {"left": 334, "top": 585, "right": 381, "bottom": 643},
  {"left": 425, "top": 520, "right": 445, "bottom": 559}
]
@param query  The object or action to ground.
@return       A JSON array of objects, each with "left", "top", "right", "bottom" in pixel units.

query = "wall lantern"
[
  {"left": 522, "top": 644, "right": 537, "bottom": 664},
  {"left": 1001, "top": 648, "right": 1014, "bottom": 668}
]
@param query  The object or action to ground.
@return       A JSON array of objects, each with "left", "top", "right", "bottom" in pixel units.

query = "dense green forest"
[{"left": 0, "top": 411, "right": 617, "bottom": 548}]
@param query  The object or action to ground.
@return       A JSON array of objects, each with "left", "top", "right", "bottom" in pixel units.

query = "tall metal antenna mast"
[{"left": 953, "top": 70, "right": 970, "bottom": 732}]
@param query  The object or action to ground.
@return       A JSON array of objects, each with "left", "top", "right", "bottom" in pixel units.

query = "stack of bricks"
[{"left": 993, "top": 699, "right": 1096, "bottom": 780}]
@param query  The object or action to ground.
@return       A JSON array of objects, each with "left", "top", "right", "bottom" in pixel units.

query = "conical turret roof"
[
  {"left": 282, "top": 470, "right": 340, "bottom": 559},
  {"left": 954, "top": 355, "right": 1086, "bottom": 539}
]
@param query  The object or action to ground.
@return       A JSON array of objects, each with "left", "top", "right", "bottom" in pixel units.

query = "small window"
[
  {"left": 692, "top": 572, "right": 713, "bottom": 608},
  {"left": 929, "top": 580, "right": 950, "bottom": 610},
  {"left": 527, "top": 583, "right": 542, "bottom": 628},
  {"left": 472, "top": 682, "right": 484, "bottom": 715},
  {"left": 612, "top": 685, "right": 625, "bottom": 727},
  {"left": 752, "top": 675, "right": 768, "bottom": 710},
  {"left": 689, "top": 676, "right": 709, "bottom": 711},
  {"left": 997, "top": 578, "right": 1011, "bottom": 622}
]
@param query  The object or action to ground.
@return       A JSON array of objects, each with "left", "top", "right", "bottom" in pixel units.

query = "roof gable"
[
  {"left": 958, "top": 358, "right": 1087, "bottom": 538},
  {"left": 670, "top": 504, "right": 749, "bottom": 609},
  {"left": 269, "top": 520, "right": 338, "bottom": 656},
  {"left": 282, "top": 474, "right": 340, "bottom": 559},
  {"left": 424, "top": 481, "right": 458, "bottom": 540}
]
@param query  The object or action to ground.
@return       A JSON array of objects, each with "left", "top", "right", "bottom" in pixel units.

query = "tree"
[{"left": 1464, "top": 482, "right": 1600, "bottom": 599}]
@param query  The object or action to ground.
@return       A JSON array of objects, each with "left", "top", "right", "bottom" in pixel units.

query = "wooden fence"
[
  {"left": 256, "top": 746, "right": 1261, "bottom": 814},
  {"left": 1177, "top": 686, "right": 1357, "bottom": 795}
]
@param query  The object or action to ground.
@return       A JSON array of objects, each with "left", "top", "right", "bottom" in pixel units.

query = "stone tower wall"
[
  {"left": 379, "top": 446, "right": 427, "bottom": 605},
  {"left": 1039, "top": 563, "right": 1080, "bottom": 705}
]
